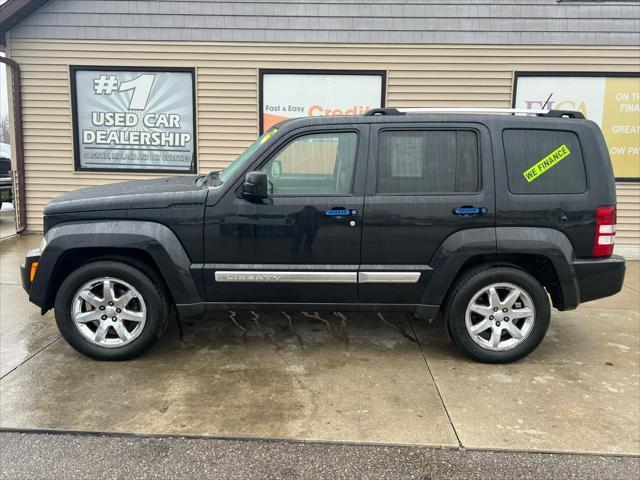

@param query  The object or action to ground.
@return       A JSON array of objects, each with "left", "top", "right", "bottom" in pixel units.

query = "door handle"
[
  {"left": 325, "top": 208, "right": 359, "bottom": 227},
  {"left": 325, "top": 208, "right": 358, "bottom": 217},
  {"left": 453, "top": 206, "right": 488, "bottom": 216},
  {"left": 325, "top": 208, "right": 351, "bottom": 216}
]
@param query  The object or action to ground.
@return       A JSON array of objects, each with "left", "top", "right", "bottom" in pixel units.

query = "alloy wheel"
[
  {"left": 71, "top": 277, "right": 147, "bottom": 348},
  {"left": 464, "top": 282, "right": 536, "bottom": 351}
]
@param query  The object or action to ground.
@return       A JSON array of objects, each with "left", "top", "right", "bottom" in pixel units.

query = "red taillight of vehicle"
[{"left": 593, "top": 205, "right": 616, "bottom": 257}]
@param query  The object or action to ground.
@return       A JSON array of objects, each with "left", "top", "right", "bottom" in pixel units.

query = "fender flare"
[
  {"left": 30, "top": 220, "right": 201, "bottom": 309},
  {"left": 420, "top": 227, "right": 496, "bottom": 306},
  {"left": 420, "top": 227, "right": 579, "bottom": 310},
  {"left": 495, "top": 227, "right": 579, "bottom": 310}
]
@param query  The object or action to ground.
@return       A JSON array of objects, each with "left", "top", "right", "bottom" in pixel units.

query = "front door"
[
  {"left": 359, "top": 123, "right": 495, "bottom": 304},
  {"left": 204, "top": 126, "right": 368, "bottom": 304}
]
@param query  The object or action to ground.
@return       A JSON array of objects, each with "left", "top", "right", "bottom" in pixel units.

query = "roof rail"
[
  {"left": 543, "top": 109, "right": 585, "bottom": 119},
  {"left": 364, "top": 108, "right": 403, "bottom": 116},
  {"left": 364, "top": 107, "right": 585, "bottom": 119}
]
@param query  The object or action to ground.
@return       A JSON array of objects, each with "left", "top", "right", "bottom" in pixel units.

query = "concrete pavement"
[
  {"left": 0, "top": 234, "right": 58, "bottom": 377},
  {"left": 0, "top": 233, "right": 638, "bottom": 457},
  {"left": 0, "top": 204, "right": 16, "bottom": 240}
]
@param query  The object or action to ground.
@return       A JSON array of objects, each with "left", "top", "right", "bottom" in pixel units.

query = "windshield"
[{"left": 215, "top": 128, "right": 279, "bottom": 184}]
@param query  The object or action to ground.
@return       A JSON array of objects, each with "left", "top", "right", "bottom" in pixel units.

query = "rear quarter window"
[{"left": 503, "top": 129, "right": 587, "bottom": 194}]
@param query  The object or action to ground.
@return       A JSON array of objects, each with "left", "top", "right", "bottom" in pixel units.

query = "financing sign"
[
  {"left": 260, "top": 71, "right": 385, "bottom": 133},
  {"left": 514, "top": 74, "right": 640, "bottom": 178},
  {"left": 72, "top": 67, "right": 196, "bottom": 172}
]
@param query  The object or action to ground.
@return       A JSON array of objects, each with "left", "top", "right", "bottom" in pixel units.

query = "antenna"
[{"left": 541, "top": 92, "right": 554, "bottom": 110}]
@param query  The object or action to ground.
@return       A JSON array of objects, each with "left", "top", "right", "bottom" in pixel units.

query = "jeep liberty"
[{"left": 21, "top": 108, "right": 626, "bottom": 363}]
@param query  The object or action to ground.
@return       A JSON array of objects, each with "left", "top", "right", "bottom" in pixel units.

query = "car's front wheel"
[
  {"left": 54, "top": 260, "right": 170, "bottom": 360},
  {"left": 445, "top": 266, "right": 550, "bottom": 363}
]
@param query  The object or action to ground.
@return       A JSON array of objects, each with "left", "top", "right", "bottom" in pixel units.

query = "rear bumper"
[{"left": 573, "top": 255, "right": 626, "bottom": 304}]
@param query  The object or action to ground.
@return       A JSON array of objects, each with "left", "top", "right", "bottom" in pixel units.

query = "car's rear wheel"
[
  {"left": 445, "top": 266, "right": 550, "bottom": 363},
  {"left": 55, "top": 260, "right": 170, "bottom": 360}
]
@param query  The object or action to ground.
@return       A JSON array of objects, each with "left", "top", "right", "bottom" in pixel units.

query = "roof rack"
[{"left": 364, "top": 108, "right": 585, "bottom": 119}]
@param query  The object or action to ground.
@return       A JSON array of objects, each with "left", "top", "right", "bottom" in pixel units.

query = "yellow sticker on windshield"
[
  {"left": 523, "top": 144, "right": 571, "bottom": 183},
  {"left": 260, "top": 128, "right": 279, "bottom": 144}
]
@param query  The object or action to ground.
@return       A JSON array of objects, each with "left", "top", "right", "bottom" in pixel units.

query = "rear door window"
[
  {"left": 377, "top": 130, "right": 479, "bottom": 194},
  {"left": 503, "top": 129, "right": 587, "bottom": 194}
]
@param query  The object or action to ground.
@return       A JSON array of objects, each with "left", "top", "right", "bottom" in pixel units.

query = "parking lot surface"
[
  {"left": 1, "top": 431, "right": 639, "bottom": 480},
  {"left": 0, "top": 204, "right": 16, "bottom": 240},
  {"left": 1, "top": 234, "right": 638, "bottom": 457}
]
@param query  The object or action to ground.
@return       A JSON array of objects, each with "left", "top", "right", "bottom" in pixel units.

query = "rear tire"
[
  {"left": 445, "top": 266, "right": 550, "bottom": 363},
  {"left": 54, "top": 260, "right": 170, "bottom": 360}
]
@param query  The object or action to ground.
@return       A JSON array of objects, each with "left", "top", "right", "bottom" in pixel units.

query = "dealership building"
[{"left": 0, "top": 0, "right": 639, "bottom": 256}]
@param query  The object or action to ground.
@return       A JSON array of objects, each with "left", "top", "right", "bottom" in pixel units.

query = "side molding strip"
[
  {"left": 214, "top": 271, "right": 421, "bottom": 284},
  {"left": 358, "top": 272, "right": 421, "bottom": 283},
  {"left": 215, "top": 271, "right": 357, "bottom": 283}
]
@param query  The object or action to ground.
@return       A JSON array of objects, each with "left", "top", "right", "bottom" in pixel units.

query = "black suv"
[{"left": 21, "top": 109, "right": 626, "bottom": 363}]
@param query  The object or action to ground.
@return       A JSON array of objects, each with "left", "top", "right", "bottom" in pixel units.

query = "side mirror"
[{"left": 242, "top": 171, "right": 268, "bottom": 200}]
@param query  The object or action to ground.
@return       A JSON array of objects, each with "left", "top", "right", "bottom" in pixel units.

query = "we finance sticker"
[{"left": 523, "top": 144, "right": 571, "bottom": 183}]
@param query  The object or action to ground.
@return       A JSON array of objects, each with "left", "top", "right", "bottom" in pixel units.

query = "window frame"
[
  {"left": 258, "top": 68, "right": 386, "bottom": 134},
  {"left": 502, "top": 127, "right": 589, "bottom": 196},
  {"left": 256, "top": 129, "right": 361, "bottom": 198},
  {"left": 373, "top": 127, "right": 482, "bottom": 196}
]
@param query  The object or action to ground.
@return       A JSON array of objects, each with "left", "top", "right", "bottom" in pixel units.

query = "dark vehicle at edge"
[{"left": 0, "top": 143, "right": 13, "bottom": 209}]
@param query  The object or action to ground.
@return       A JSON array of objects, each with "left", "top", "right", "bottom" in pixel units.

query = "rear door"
[{"left": 359, "top": 122, "right": 495, "bottom": 304}]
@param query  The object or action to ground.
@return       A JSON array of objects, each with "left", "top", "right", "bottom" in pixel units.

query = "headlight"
[{"left": 39, "top": 236, "right": 47, "bottom": 253}]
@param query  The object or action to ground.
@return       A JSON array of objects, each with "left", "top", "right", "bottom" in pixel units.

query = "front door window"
[{"left": 261, "top": 132, "right": 358, "bottom": 196}]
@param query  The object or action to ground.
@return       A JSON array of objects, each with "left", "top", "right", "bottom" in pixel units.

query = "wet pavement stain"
[
  {"left": 1, "top": 310, "right": 456, "bottom": 445},
  {"left": 0, "top": 284, "right": 60, "bottom": 377},
  {"left": 281, "top": 311, "right": 303, "bottom": 347}
]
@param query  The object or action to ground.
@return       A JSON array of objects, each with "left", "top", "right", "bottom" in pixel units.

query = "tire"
[
  {"left": 54, "top": 260, "right": 170, "bottom": 360},
  {"left": 445, "top": 266, "right": 550, "bottom": 363}
]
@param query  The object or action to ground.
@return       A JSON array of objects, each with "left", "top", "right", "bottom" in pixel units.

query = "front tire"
[
  {"left": 54, "top": 260, "right": 170, "bottom": 360},
  {"left": 445, "top": 266, "right": 550, "bottom": 363}
]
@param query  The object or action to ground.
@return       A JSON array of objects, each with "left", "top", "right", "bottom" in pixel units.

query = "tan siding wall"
[
  {"left": 6, "top": 39, "right": 640, "bottom": 245},
  {"left": 617, "top": 183, "right": 640, "bottom": 245}
]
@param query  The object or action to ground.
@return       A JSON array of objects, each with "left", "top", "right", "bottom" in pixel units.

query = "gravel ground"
[{"left": 1, "top": 431, "right": 638, "bottom": 480}]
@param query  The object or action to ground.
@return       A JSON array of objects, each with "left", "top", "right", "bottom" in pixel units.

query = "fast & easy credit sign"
[{"left": 260, "top": 70, "right": 385, "bottom": 133}]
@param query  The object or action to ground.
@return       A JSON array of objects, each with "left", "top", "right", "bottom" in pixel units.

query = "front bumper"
[
  {"left": 573, "top": 255, "right": 626, "bottom": 304},
  {"left": 21, "top": 248, "right": 41, "bottom": 294}
]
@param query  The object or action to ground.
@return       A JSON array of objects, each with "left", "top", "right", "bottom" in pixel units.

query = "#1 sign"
[{"left": 72, "top": 67, "right": 196, "bottom": 172}]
